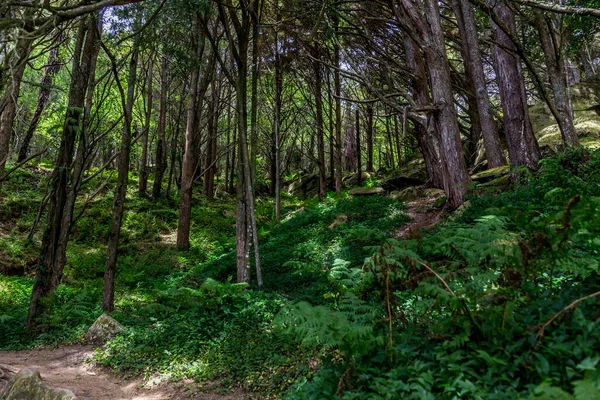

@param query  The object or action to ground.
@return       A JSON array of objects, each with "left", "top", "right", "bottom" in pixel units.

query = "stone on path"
[
  {"left": 2, "top": 368, "right": 75, "bottom": 400},
  {"left": 85, "top": 313, "right": 123, "bottom": 345}
]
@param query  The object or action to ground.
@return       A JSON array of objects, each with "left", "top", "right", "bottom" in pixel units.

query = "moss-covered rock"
[
  {"left": 389, "top": 186, "right": 420, "bottom": 202},
  {"left": 471, "top": 166, "right": 510, "bottom": 183},
  {"left": 2, "top": 368, "right": 75, "bottom": 400},
  {"left": 348, "top": 187, "right": 385, "bottom": 196},
  {"left": 85, "top": 313, "right": 123, "bottom": 345}
]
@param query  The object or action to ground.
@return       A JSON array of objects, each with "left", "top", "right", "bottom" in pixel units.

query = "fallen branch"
[
  {"left": 0, "top": 149, "right": 47, "bottom": 182},
  {"left": 535, "top": 291, "right": 600, "bottom": 346}
]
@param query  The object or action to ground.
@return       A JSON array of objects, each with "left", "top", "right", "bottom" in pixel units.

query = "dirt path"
[
  {"left": 397, "top": 195, "right": 446, "bottom": 239},
  {"left": 0, "top": 345, "right": 247, "bottom": 400}
]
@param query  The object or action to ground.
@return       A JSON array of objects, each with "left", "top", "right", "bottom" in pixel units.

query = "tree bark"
[
  {"left": 534, "top": 10, "right": 578, "bottom": 147},
  {"left": 452, "top": 0, "right": 505, "bottom": 167},
  {"left": 356, "top": 108, "right": 362, "bottom": 185},
  {"left": 138, "top": 54, "right": 153, "bottom": 194},
  {"left": 26, "top": 15, "right": 101, "bottom": 331},
  {"left": 311, "top": 45, "right": 327, "bottom": 200},
  {"left": 177, "top": 18, "right": 203, "bottom": 250},
  {"left": 490, "top": 3, "right": 540, "bottom": 167},
  {"left": 152, "top": 54, "right": 168, "bottom": 200},
  {"left": 333, "top": 26, "right": 342, "bottom": 192},
  {"left": 0, "top": 34, "right": 34, "bottom": 191},
  {"left": 102, "top": 33, "right": 139, "bottom": 312},
  {"left": 18, "top": 34, "right": 64, "bottom": 162},
  {"left": 365, "top": 104, "right": 374, "bottom": 172}
]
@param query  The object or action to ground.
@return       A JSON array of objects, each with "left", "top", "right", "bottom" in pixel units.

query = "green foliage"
[{"left": 283, "top": 149, "right": 600, "bottom": 399}]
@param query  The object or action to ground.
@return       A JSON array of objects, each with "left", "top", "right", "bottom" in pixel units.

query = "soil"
[
  {"left": 397, "top": 195, "right": 446, "bottom": 239},
  {"left": 0, "top": 345, "right": 247, "bottom": 400}
]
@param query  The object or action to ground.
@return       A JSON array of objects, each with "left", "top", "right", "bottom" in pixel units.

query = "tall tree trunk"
[
  {"left": 0, "top": 34, "right": 33, "bottom": 190},
  {"left": 139, "top": 55, "right": 153, "bottom": 194},
  {"left": 152, "top": 55, "right": 168, "bottom": 200},
  {"left": 421, "top": 0, "right": 470, "bottom": 206},
  {"left": 102, "top": 34, "right": 139, "bottom": 312},
  {"left": 491, "top": 3, "right": 540, "bottom": 167},
  {"left": 534, "top": 10, "right": 578, "bottom": 147},
  {"left": 249, "top": 2, "right": 260, "bottom": 182},
  {"left": 312, "top": 45, "right": 327, "bottom": 200},
  {"left": 403, "top": 34, "right": 443, "bottom": 190},
  {"left": 273, "top": 13, "right": 282, "bottom": 221},
  {"left": 26, "top": 16, "right": 100, "bottom": 331},
  {"left": 177, "top": 19, "right": 203, "bottom": 250},
  {"left": 225, "top": 85, "right": 232, "bottom": 194},
  {"left": 365, "top": 104, "right": 374, "bottom": 172},
  {"left": 203, "top": 83, "right": 218, "bottom": 199},
  {"left": 452, "top": 0, "right": 505, "bottom": 167},
  {"left": 356, "top": 108, "right": 362, "bottom": 186},
  {"left": 333, "top": 28, "right": 342, "bottom": 191},
  {"left": 18, "top": 34, "right": 64, "bottom": 162}
]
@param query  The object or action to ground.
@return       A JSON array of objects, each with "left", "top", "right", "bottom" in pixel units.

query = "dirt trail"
[
  {"left": 0, "top": 345, "right": 246, "bottom": 400},
  {"left": 397, "top": 195, "right": 446, "bottom": 239}
]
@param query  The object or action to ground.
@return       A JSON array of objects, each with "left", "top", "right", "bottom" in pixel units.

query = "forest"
[{"left": 1, "top": 0, "right": 600, "bottom": 398}]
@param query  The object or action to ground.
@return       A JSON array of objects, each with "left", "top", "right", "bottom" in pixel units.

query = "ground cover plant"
[{"left": 0, "top": 149, "right": 599, "bottom": 398}]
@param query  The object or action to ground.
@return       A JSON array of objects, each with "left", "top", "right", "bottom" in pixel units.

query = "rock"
[
  {"left": 471, "top": 166, "right": 510, "bottom": 183},
  {"left": 329, "top": 214, "right": 348, "bottom": 229},
  {"left": 423, "top": 188, "right": 444, "bottom": 197},
  {"left": 348, "top": 187, "right": 385, "bottom": 196},
  {"left": 342, "top": 171, "right": 372, "bottom": 187},
  {"left": 449, "top": 201, "right": 471, "bottom": 221},
  {"left": 286, "top": 172, "right": 320, "bottom": 199},
  {"left": 222, "top": 210, "right": 235, "bottom": 218},
  {"left": 85, "top": 313, "right": 123, "bottom": 345},
  {"left": 389, "top": 186, "right": 420, "bottom": 202},
  {"left": 2, "top": 368, "right": 75, "bottom": 400},
  {"left": 0, "top": 364, "right": 18, "bottom": 395},
  {"left": 381, "top": 159, "right": 427, "bottom": 190}
]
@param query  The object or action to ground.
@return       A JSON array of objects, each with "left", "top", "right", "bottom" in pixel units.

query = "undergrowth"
[{"left": 1, "top": 148, "right": 599, "bottom": 398}]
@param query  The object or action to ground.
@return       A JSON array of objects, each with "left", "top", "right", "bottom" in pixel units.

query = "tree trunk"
[
  {"left": 356, "top": 108, "right": 362, "bottom": 186},
  {"left": 203, "top": 83, "right": 218, "bottom": 199},
  {"left": 333, "top": 27, "right": 342, "bottom": 191},
  {"left": 102, "top": 34, "right": 139, "bottom": 312},
  {"left": 273, "top": 15, "right": 282, "bottom": 221},
  {"left": 26, "top": 16, "right": 100, "bottom": 331},
  {"left": 0, "top": 35, "right": 34, "bottom": 191},
  {"left": 365, "top": 104, "right": 374, "bottom": 172},
  {"left": 152, "top": 55, "right": 168, "bottom": 200},
  {"left": 491, "top": 3, "right": 540, "bottom": 167},
  {"left": 534, "top": 10, "right": 578, "bottom": 147},
  {"left": 312, "top": 45, "right": 327, "bottom": 200},
  {"left": 402, "top": 30, "right": 443, "bottom": 190},
  {"left": 421, "top": 0, "right": 470, "bottom": 207},
  {"left": 177, "top": 19, "right": 203, "bottom": 250},
  {"left": 17, "top": 34, "right": 64, "bottom": 162},
  {"left": 452, "top": 0, "right": 505, "bottom": 167},
  {"left": 139, "top": 55, "right": 153, "bottom": 194}
]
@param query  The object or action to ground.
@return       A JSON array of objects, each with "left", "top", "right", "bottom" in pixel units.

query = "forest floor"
[
  {"left": 396, "top": 193, "right": 446, "bottom": 239},
  {"left": 0, "top": 346, "right": 247, "bottom": 399}
]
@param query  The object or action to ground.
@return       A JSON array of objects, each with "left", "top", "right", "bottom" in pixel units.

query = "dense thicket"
[{"left": 1, "top": 0, "right": 600, "bottom": 397}]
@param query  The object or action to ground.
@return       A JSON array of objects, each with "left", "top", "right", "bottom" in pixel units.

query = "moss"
[{"left": 2, "top": 368, "right": 75, "bottom": 400}]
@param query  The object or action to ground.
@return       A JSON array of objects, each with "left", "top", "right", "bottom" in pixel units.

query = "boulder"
[
  {"left": 423, "top": 188, "right": 444, "bottom": 197},
  {"left": 348, "top": 187, "right": 385, "bottom": 196},
  {"left": 2, "top": 368, "right": 75, "bottom": 400},
  {"left": 328, "top": 214, "right": 348, "bottom": 229},
  {"left": 381, "top": 159, "right": 427, "bottom": 191},
  {"left": 342, "top": 171, "right": 372, "bottom": 187},
  {"left": 471, "top": 166, "right": 510, "bottom": 183},
  {"left": 286, "top": 172, "right": 320, "bottom": 199},
  {"left": 85, "top": 313, "right": 123, "bottom": 345},
  {"left": 389, "top": 187, "right": 420, "bottom": 202}
]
